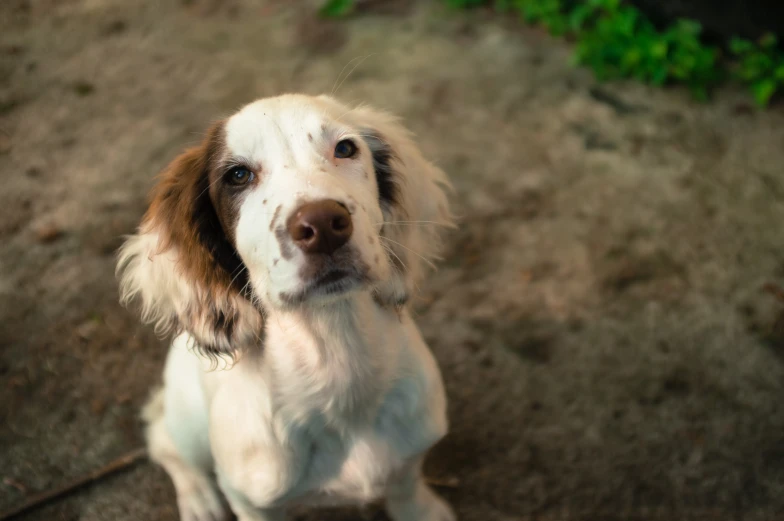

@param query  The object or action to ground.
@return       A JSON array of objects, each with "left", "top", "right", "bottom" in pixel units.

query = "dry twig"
[
  {"left": 0, "top": 447, "right": 458, "bottom": 520},
  {"left": 0, "top": 448, "right": 147, "bottom": 521}
]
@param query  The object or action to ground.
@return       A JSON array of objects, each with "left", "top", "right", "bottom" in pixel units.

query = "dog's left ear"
[
  {"left": 117, "top": 122, "right": 264, "bottom": 360},
  {"left": 341, "top": 103, "right": 455, "bottom": 305}
]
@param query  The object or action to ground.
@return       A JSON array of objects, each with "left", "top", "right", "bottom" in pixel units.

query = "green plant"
[
  {"left": 541, "top": 0, "right": 720, "bottom": 99},
  {"left": 320, "top": 0, "right": 784, "bottom": 107},
  {"left": 731, "top": 33, "right": 784, "bottom": 107},
  {"left": 319, "top": 0, "right": 354, "bottom": 18},
  {"left": 445, "top": 0, "right": 488, "bottom": 7},
  {"left": 658, "top": 20, "right": 721, "bottom": 100},
  {"left": 514, "top": 0, "right": 567, "bottom": 36},
  {"left": 572, "top": 1, "right": 666, "bottom": 81},
  {"left": 495, "top": 0, "right": 723, "bottom": 99}
]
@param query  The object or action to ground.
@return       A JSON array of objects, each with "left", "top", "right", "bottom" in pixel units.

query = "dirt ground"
[{"left": 2, "top": 1, "right": 784, "bottom": 520}]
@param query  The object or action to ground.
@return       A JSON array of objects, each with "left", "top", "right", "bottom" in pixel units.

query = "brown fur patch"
[
  {"left": 142, "top": 120, "right": 263, "bottom": 355},
  {"left": 275, "top": 225, "right": 295, "bottom": 260},
  {"left": 270, "top": 204, "right": 282, "bottom": 232}
]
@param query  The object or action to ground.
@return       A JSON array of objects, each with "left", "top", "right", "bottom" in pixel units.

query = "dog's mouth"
[
  {"left": 279, "top": 266, "right": 370, "bottom": 307},
  {"left": 310, "top": 269, "right": 357, "bottom": 295}
]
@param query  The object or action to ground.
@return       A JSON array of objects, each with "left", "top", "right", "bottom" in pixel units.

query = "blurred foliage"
[
  {"left": 319, "top": 0, "right": 354, "bottom": 17},
  {"left": 320, "top": 0, "right": 783, "bottom": 106},
  {"left": 496, "top": 0, "right": 722, "bottom": 101},
  {"left": 730, "top": 33, "right": 784, "bottom": 106}
]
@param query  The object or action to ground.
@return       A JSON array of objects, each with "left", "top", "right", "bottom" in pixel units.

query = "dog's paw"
[
  {"left": 425, "top": 494, "right": 456, "bottom": 521},
  {"left": 386, "top": 486, "right": 456, "bottom": 521},
  {"left": 175, "top": 480, "right": 231, "bottom": 521}
]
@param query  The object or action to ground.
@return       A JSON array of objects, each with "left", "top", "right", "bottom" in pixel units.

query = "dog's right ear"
[
  {"left": 336, "top": 103, "right": 455, "bottom": 306},
  {"left": 117, "top": 123, "right": 264, "bottom": 360}
]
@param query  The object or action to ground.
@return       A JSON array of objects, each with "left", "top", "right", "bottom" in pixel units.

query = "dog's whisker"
[
  {"left": 194, "top": 173, "right": 224, "bottom": 201},
  {"left": 380, "top": 241, "right": 409, "bottom": 275},
  {"left": 331, "top": 56, "right": 365, "bottom": 96},
  {"left": 379, "top": 235, "right": 435, "bottom": 270},
  {"left": 229, "top": 265, "right": 249, "bottom": 289},
  {"left": 375, "top": 220, "right": 449, "bottom": 227},
  {"left": 332, "top": 54, "right": 376, "bottom": 97},
  {"left": 335, "top": 107, "right": 357, "bottom": 123}
]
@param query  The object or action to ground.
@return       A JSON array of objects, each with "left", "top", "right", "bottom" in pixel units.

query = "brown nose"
[{"left": 287, "top": 200, "right": 353, "bottom": 255}]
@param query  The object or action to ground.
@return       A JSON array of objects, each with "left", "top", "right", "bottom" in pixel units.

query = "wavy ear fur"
[
  {"left": 343, "top": 103, "right": 455, "bottom": 306},
  {"left": 117, "top": 123, "right": 264, "bottom": 359}
]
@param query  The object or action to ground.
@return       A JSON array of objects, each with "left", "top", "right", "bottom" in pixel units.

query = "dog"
[{"left": 117, "top": 94, "right": 456, "bottom": 521}]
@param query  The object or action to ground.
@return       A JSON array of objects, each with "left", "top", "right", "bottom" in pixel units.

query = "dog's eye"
[
  {"left": 334, "top": 139, "right": 358, "bottom": 159},
  {"left": 226, "top": 166, "right": 254, "bottom": 186}
]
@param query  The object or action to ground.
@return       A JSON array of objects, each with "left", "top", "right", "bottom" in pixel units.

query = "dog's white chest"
[
  {"left": 206, "top": 308, "right": 448, "bottom": 509},
  {"left": 304, "top": 384, "right": 445, "bottom": 504},
  {"left": 312, "top": 427, "right": 398, "bottom": 501}
]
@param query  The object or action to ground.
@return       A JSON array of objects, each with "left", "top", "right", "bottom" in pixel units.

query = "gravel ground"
[{"left": 2, "top": 1, "right": 784, "bottom": 520}]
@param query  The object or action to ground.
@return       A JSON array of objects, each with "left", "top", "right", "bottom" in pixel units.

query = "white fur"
[{"left": 119, "top": 94, "right": 455, "bottom": 521}]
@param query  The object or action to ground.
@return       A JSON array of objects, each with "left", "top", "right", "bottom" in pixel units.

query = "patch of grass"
[{"left": 320, "top": 0, "right": 783, "bottom": 107}]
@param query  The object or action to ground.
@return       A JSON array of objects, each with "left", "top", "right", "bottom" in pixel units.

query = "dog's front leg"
[
  {"left": 217, "top": 472, "right": 286, "bottom": 521},
  {"left": 385, "top": 458, "right": 456, "bottom": 521}
]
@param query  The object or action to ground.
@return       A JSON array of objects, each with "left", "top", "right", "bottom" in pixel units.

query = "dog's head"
[{"left": 118, "top": 94, "right": 452, "bottom": 357}]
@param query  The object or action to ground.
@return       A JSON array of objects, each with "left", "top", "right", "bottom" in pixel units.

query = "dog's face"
[
  {"left": 222, "top": 97, "right": 393, "bottom": 307},
  {"left": 118, "top": 94, "right": 452, "bottom": 356}
]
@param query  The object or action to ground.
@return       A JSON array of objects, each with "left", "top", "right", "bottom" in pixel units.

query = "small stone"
[
  {"left": 73, "top": 81, "right": 95, "bottom": 97},
  {"left": 35, "top": 224, "right": 63, "bottom": 243},
  {"left": 0, "top": 133, "right": 10, "bottom": 155},
  {"left": 90, "top": 398, "right": 107, "bottom": 415},
  {"left": 1, "top": 44, "right": 25, "bottom": 56},
  {"left": 103, "top": 20, "right": 127, "bottom": 35},
  {"left": 76, "top": 319, "right": 99, "bottom": 341}
]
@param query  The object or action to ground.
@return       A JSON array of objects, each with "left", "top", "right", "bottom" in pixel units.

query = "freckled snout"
[{"left": 287, "top": 200, "right": 353, "bottom": 255}]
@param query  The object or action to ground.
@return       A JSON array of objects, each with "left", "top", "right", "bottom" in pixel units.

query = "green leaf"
[
  {"left": 752, "top": 79, "right": 777, "bottom": 106},
  {"left": 730, "top": 37, "right": 753, "bottom": 55},
  {"left": 568, "top": 5, "right": 593, "bottom": 32},
  {"left": 650, "top": 40, "right": 668, "bottom": 59},
  {"left": 495, "top": 0, "right": 513, "bottom": 11},
  {"left": 674, "top": 19, "right": 701, "bottom": 36},
  {"left": 651, "top": 65, "right": 668, "bottom": 85},
  {"left": 319, "top": 0, "right": 353, "bottom": 17},
  {"left": 759, "top": 32, "right": 777, "bottom": 49}
]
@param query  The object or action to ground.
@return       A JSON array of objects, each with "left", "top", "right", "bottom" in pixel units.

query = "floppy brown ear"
[{"left": 117, "top": 123, "right": 264, "bottom": 359}]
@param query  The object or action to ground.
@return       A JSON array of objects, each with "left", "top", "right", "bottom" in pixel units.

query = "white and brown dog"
[{"left": 117, "top": 94, "right": 455, "bottom": 521}]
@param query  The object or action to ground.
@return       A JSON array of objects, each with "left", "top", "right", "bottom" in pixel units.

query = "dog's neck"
[{"left": 263, "top": 290, "right": 403, "bottom": 422}]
